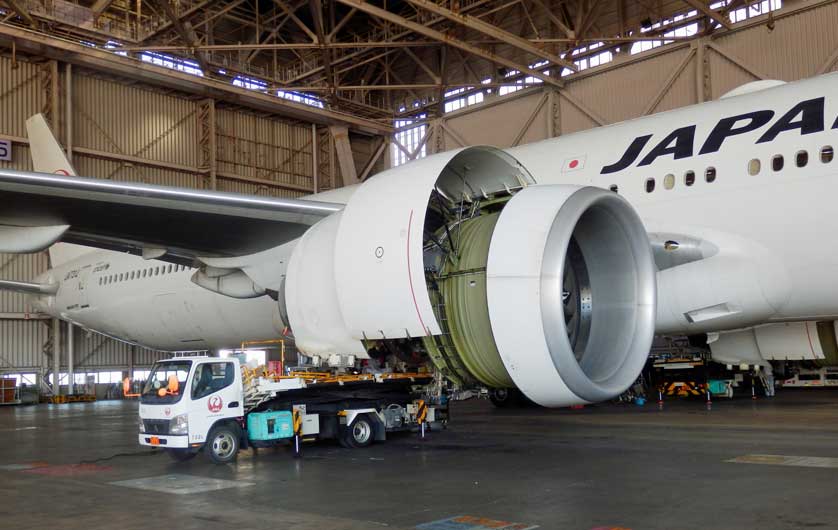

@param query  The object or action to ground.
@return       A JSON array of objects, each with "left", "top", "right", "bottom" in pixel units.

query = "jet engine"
[{"left": 284, "top": 147, "right": 656, "bottom": 406}]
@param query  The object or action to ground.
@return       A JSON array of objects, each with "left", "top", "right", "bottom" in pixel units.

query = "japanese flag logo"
[
  {"left": 562, "top": 156, "right": 586, "bottom": 173},
  {"left": 208, "top": 395, "right": 223, "bottom": 413}
]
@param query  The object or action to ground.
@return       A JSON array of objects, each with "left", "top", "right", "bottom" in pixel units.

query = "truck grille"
[{"left": 142, "top": 419, "right": 170, "bottom": 435}]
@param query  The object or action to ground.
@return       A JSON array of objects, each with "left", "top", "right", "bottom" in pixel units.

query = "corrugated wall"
[
  {"left": 0, "top": 55, "right": 48, "bottom": 373},
  {"left": 439, "top": 1, "right": 838, "bottom": 148},
  {"left": 216, "top": 108, "right": 313, "bottom": 197}
]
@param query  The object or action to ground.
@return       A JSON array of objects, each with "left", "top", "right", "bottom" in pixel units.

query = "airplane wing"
[{"left": 0, "top": 168, "right": 342, "bottom": 261}]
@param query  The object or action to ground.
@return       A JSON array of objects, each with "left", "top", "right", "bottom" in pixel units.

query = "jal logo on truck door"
[{"left": 208, "top": 395, "right": 223, "bottom": 413}]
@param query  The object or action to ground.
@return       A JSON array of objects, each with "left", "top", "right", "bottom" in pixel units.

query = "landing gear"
[{"left": 489, "top": 388, "right": 522, "bottom": 408}]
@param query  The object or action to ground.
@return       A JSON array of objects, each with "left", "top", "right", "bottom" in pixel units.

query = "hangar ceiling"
[{"left": 0, "top": 0, "right": 764, "bottom": 125}]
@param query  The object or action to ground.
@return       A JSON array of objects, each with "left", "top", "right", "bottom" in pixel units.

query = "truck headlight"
[
  {"left": 169, "top": 413, "right": 188, "bottom": 435},
  {"left": 138, "top": 415, "right": 144, "bottom": 433}
]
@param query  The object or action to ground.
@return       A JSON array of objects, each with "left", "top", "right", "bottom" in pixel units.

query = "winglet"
[{"left": 25, "top": 114, "right": 76, "bottom": 176}]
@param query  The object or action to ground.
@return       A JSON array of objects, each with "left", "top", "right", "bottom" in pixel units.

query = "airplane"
[{"left": 2, "top": 72, "right": 838, "bottom": 407}]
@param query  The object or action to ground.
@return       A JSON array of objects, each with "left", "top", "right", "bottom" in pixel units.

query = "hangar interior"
[
  {"left": 1, "top": 0, "right": 838, "bottom": 528},
  {"left": 2, "top": 0, "right": 837, "bottom": 397}
]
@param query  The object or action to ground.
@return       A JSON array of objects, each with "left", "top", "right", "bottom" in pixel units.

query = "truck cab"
[{"left": 138, "top": 356, "right": 244, "bottom": 463}]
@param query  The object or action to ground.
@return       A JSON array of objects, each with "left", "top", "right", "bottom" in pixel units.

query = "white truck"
[{"left": 136, "top": 356, "right": 445, "bottom": 463}]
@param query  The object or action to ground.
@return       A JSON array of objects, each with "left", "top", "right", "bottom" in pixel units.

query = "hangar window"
[
  {"left": 119, "top": 273, "right": 123, "bottom": 282},
  {"left": 705, "top": 167, "right": 716, "bottom": 183},
  {"left": 609, "top": 184, "right": 618, "bottom": 193},
  {"left": 772, "top": 155, "right": 784, "bottom": 171},
  {"left": 748, "top": 159, "right": 761, "bottom": 175},
  {"left": 821, "top": 146, "right": 834, "bottom": 163},
  {"left": 392, "top": 116, "right": 428, "bottom": 167},
  {"left": 155, "top": 266, "right": 160, "bottom": 276},
  {"left": 98, "top": 278, "right": 102, "bottom": 285},
  {"left": 684, "top": 170, "right": 695, "bottom": 186},
  {"left": 796, "top": 150, "right": 808, "bottom": 168},
  {"left": 645, "top": 178, "right": 655, "bottom": 193},
  {"left": 130, "top": 271, "right": 135, "bottom": 280},
  {"left": 167, "top": 264, "right": 173, "bottom": 273},
  {"left": 663, "top": 174, "right": 675, "bottom": 189}
]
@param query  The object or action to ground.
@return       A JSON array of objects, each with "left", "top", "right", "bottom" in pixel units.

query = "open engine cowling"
[{"left": 284, "top": 146, "right": 656, "bottom": 406}]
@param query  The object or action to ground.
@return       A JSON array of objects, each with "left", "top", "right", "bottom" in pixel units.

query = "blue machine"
[{"left": 247, "top": 410, "right": 294, "bottom": 441}]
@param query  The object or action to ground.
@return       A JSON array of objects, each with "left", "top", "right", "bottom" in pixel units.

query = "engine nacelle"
[{"left": 284, "top": 146, "right": 656, "bottom": 406}]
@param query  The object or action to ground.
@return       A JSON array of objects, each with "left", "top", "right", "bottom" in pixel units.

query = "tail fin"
[
  {"left": 25, "top": 114, "right": 76, "bottom": 176},
  {"left": 25, "top": 114, "right": 89, "bottom": 265}
]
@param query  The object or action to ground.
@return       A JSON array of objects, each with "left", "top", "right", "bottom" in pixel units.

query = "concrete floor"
[{"left": 2, "top": 391, "right": 838, "bottom": 530}]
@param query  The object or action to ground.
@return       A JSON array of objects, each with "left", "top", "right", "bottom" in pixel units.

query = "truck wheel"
[
  {"left": 342, "top": 414, "right": 374, "bottom": 448},
  {"left": 206, "top": 423, "right": 240, "bottom": 464},
  {"left": 167, "top": 448, "right": 197, "bottom": 462}
]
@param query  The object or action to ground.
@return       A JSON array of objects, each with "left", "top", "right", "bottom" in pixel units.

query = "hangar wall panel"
[
  {"left": 437, "top": 1, "right": 838, "bottom": 148},
  {"left": 708, "top": 2, "right": 838, "bottom": 97},
  {"left": 73, "top": 74, "right": 200, "bottom": 168},
  {"left": 73, "top": 156, "right": 203, "bottom": 189},
  {"left": 216, "top": 108, "right": 314, "bottom": 193},
  {"left": 0, "top": 56, "right": 44, "bottom": 139}
]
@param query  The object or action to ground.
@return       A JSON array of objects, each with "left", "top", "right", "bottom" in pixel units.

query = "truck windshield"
[{"left": 140, "top": 361, "right": 192, "bottom": 404}]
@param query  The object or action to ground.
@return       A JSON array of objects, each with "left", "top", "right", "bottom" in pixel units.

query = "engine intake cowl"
[{"left": 487, "top": 186, "right": 656, "bottom": 407}]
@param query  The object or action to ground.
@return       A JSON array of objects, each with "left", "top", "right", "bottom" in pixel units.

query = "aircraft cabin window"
[
  {"left": 772, "top": 155, "right": 784, "bottom": 171},
  {"left": 796, "top": 150, "right": 808, "bottom": 168},
  {"left": 821, "top": 146, "right": 834, "bottom": 163},
  {"left": 684, "top": 171, "right": 695, "bottom": 186},
  {"left": 663, "top": 174, "right": 675, "bottom": 190},
  {"left": 645, "top": 178, "right": 655, "bottom": 193},
  {"left": 748, "top": 159, "right": 761, "bottom": 176},
  {"left": 705, "top": 167, "right": 716, "bottom": 183}
]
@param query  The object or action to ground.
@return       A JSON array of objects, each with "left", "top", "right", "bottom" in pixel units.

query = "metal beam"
[
  {"left": 154, "top": 0, "right": 211, "bottom": 72},
  {"left": 328, "top": 7, "right": 357, "bottom": 40},
  {"left": 530, "top": 0, "right": 574, "bottom": 37},
  {"left": 359, "top": 137, "right": 387, "bottom": 181},
  {"left": 330, "top": 125, "right": 358, "bottom": 185},
  {"left": 2, "top": 0, "right": 37, "bottom": 27},
  {"left": 90, "top": 0, "right": 115, "bottom": 17},
  {"left": 271, "top": 0, "right": 318, "bottom": 42},
  {"left": 707, "top": 41, "right": 767, "bottom": 80},
  {"left": 682, "top": 0, "right": 733, "bottom": 30},
  {"left": 0, "top": 24, "right": 391, "bottom": 134},
  {"left": 403, "top": 0, "right": 576, "bottom": 71},
  {"left": 335, "top": 0, "right": 564, "bottom": 88}
]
